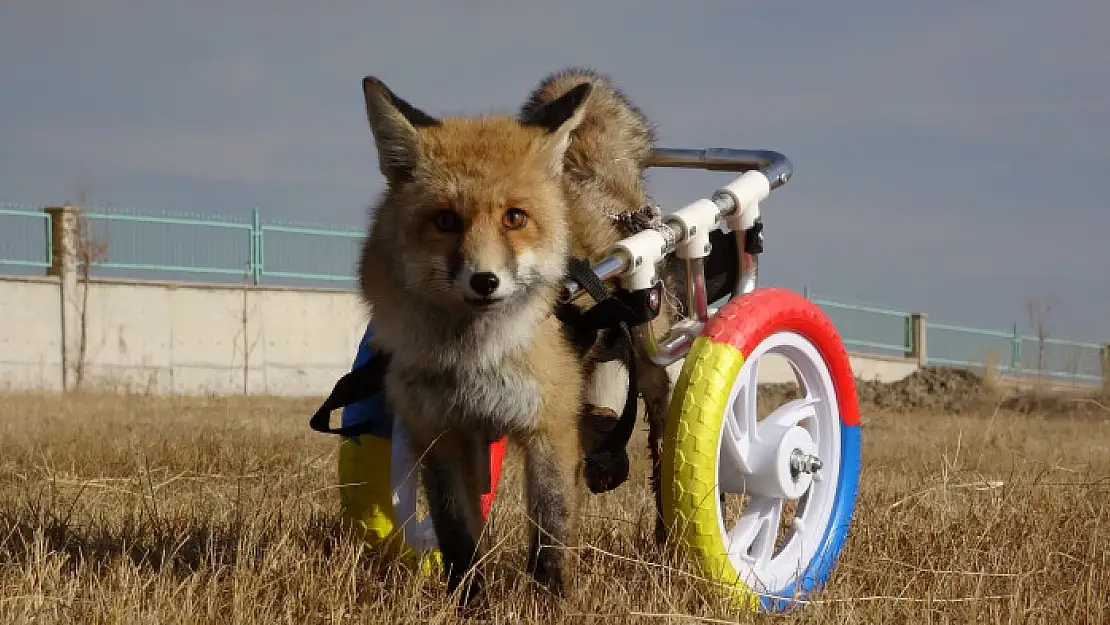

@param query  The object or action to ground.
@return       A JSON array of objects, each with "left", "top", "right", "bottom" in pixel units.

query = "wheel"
[
  {"left": 661, "top": 287, "right": 861, "bottom": 612},
  {"left": 337, "top": 324, "right": 508, "bottom": 569}
]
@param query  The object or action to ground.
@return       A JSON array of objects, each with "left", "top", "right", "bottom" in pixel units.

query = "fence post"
[
  {"left": 1102, "top": 344, "right": 1110, "bottom": 392},
  {"left": 43, "top": 205, "right": 79, "bottom": 392},
  {"left": 1010, "top": 323, "right": 1022, "bottom": 375},
  {"left": 251, "top": 206, "right": 262, "bottom": 285},
  {"left": 909, "top": 312, "right": 927, "bottom": 366}
]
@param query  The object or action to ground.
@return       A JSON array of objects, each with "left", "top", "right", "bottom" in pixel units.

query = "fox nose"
[{"left": 469, "top": 272, "right": 500, "bottom": 297}]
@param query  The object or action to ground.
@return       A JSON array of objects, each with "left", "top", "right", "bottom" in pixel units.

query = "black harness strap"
[
  {"left": 557, "top": 257, "right": 643, "bottom": 494},
  {"left": 309, "top": 351, "right": 391, "bottom": 438}
]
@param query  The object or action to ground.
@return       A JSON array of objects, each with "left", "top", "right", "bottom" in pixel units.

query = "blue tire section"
[{"left": 760, "top": 422, "right": 861, "bottom": 612}]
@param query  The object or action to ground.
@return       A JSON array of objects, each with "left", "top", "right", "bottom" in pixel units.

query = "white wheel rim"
[{"left": 715, "top": 330, "right": 842, "bottom": 593}]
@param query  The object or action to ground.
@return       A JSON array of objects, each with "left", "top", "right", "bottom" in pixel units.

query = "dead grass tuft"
[{"left": 1, "top": 384, "right": 1108, "bottom": 623}]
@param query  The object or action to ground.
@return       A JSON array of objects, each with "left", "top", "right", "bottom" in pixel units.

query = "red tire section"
[{"left": 705, "top": 287, "right": 860, "bottom": 427}]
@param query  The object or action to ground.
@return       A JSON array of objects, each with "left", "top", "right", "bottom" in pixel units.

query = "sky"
[{"left": 1, "top": 0, "right": 1108, "bottom": 342}]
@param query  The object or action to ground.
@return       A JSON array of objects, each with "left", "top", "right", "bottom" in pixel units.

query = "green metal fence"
[
  {"left": 257, "top": 221, "right": 363, "bottom": 282},
  {"left": 1016, "top": 336, "right": 1104, "bottom": 383},
  {"left": 73, "top": 206, "right": 362, "bottom": 284},
  {"left": 1, "top": 201, "right": 1105, "bottom": 385},
  {"left": 904, "top": 321, "right": 1103, "bottom": 384},
  {"left": 83, "top": 209, "right": 256, "bottom": 278},
  {"left": 0, "top": 203, "right": 52, "bottom": 269},
  {"left": 805, "top": 288, "right": 914, "bottom": 356},
  {"left": 927, "top": 322, "right": 1021, "bottom": 371}
]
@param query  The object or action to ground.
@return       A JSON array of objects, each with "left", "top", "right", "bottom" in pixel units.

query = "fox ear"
[
  {"left": 362, "top": 76, "right": 440, "bottom": 183},
  {"left": 523, "top": 82, "right": 593, "bottom": 175}
]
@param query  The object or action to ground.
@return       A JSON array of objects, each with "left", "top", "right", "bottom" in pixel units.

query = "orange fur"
[
  {"left": 355, "top": 69, "right": 679, "bottom": 611},
  {"left": 357, "top": 75, "right": 594, "bottom": 610}
]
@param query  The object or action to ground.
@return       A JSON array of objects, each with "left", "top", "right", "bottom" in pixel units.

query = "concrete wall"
[
  {"left": 0, "top": 277, "right": 64, "bottom": 392},
  {"left": 79, "top": 279, "right": 371, "bottom": 395},
  {"left": 740, "top": 352, "right": 919, "bottom": 385},
  {"left": 0, "top": 274, "right": 920, "bottom": 397},
  {"left": 0, "top": 275, "right": 369, "bottom": 395}
]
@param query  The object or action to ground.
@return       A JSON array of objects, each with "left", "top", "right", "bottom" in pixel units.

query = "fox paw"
[{"left": 579, "top": 404, "right": 631, "bottom": 494}]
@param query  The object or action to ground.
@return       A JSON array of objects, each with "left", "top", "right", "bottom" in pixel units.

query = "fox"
[
  {"left": 356, "top": 67, "right": 678, "bottom": 608},
  {"left": 519, "top": 69, "right": 679, "bottom": 545}
]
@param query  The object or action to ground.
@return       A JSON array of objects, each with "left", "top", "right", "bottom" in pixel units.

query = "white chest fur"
[
  {"left": 389, "top": 361, "right": 541, "bottom": 435},
  {"left": 368, "top": 278, "right": 558, "bottom": 437},
  {"left": 379, "top": 301, "right": 551, "bottom": 436}
]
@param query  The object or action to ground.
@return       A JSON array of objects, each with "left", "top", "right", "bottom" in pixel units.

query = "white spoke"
[
  {"left": 719, "top": 361, "right": 762, "bottom": 486},
  {"left": 787, "top": 359, "right": 807, "bottom": 393},
  {"left": 741, "top": 358, "right": 759, "bottom": 426},
  {"left": 718, "top": 414, "right": 751, "bottom": 493},
  {"left": 726, "top": 495, "right": 784, "bottom": 567},
  {"left": 789, "top": 515, "right": 804, "bottom": 539},
  {"left": 751, "top": 498, "right": 784, "bottom": 566},
  {"left": 758, "top": 396, "right": 818, "bottom": 435}
]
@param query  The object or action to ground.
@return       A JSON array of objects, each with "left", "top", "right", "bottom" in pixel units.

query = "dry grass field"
[{"left": 1, "top": 369, "right": 1108, "bottom": 624}]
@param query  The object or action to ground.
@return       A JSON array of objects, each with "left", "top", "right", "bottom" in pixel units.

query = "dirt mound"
[
  {"left": 755, "top": 383, "right": 802, "bottom": 410},
  {"left": 998, "top": 388, "right": 1109, "bottom": 417},
  {"left": 753, "top": 367, "right": 996, "bottom": 415},
  {"left": 856, "top": 366, "right": 998, "bottom": 414},
  {"left": 754, "top": 365, "right": 1108, "bottom": 417}
]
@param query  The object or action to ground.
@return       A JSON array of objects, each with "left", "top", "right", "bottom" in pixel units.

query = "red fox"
[
  {"left": 520, "top": 68, "right": 678, "bottom": 548},
  {"left": 356, "top": 68, "right": 677, "bottom": 608}
]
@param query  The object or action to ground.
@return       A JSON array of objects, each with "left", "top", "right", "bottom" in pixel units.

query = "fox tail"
[{"left": 519, "top": 67, "right": 656, "bottom": 192}]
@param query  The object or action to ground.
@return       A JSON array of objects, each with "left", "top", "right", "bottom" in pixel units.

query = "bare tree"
[
  {"left": 1063, "top": 343, "right": 1083, "bottom": 389},
  {"left": 237, "top": 259, "right": 260, "bottom": 395},
  {"left": 1025, "top": 296, "right": 1054, "bottom": 386},
  {"left": 71, "top": 185, "right": 109, "bottom": 392}
]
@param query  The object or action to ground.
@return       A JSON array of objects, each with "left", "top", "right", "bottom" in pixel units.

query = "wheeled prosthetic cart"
[{"left": 328, "top": 148, "right": 861, "bottom": 612}]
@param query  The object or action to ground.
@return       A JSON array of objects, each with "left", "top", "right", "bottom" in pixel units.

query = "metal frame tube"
[
  {"left": 560, "top": 251, "right": 630, "bottom": 302},
  {"left": 560, "top": 146, "right": 792, "bottom": 366},
  {"left": 683, "top": 257, "right": 710, "bottom": 323},
  {"left": 648, "top": 148, "right": 793, "bottom": 189},
  {"left": 736, "top": 230, "right": 759, "bottom": 298}
]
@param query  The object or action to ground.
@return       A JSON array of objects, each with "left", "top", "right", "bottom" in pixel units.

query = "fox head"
[{"left": 359, "top": 75, "right": 592, "bottom": 315}]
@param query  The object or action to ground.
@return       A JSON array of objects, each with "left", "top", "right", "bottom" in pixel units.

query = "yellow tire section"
[
  {"left": 337, "top": 434, "right": 442, "bottom": 575},
  {"left": 660, "top": 335, "right": 761, "bottom": 611}
]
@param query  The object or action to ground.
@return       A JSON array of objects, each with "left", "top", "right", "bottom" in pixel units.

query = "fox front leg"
[
  {"left": 416, "top": 429, "right": 490, "bottom": 608},
  {"left": 520, "top": 419, "right": 583, "bottom": 598}
]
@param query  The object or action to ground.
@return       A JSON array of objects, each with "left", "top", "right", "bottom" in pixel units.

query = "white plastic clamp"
[
  {"left": 717, "top": 170, "right": 771, "bottom": 232},
  {"left": 664, "top": 198, "right": 721, "bottom": 260},
  {"left": 607, "top": 228, "right": 668, "bottom": 291}
]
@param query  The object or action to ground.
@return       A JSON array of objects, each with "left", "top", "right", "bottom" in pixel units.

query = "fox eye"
[
  {"left": 432, "top": 209, "right": 463, "bottom": 233},
  {"left": 502, "top": 208, "right": 528, "bottom": 230}
]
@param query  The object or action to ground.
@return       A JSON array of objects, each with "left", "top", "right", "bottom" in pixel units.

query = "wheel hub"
[
  {"left": 742, "top": 424, "right": 820, "bottom": 500},
  {"left": 789, "top": 448, "right": 823, "bottom": 477}
]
